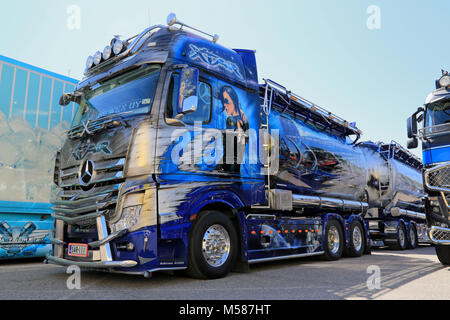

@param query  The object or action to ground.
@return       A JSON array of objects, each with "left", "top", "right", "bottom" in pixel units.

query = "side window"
[{"left": 166, "top": 73, "right": 212, "bottom": 124}]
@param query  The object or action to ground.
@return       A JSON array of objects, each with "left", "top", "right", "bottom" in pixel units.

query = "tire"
[
  {"left": 186, "top": 210, "right": 238, "bottom": 279},
  {"left": 436, "top": 245, "right": 450, "bottom": 265},
  {"left": 345, "top": 220, "right": 366, "bottom": 257},
  {"left": 389, "top": 223, "right": 407, "bottom": 250},
  {"left": 322, "top": 219, "right": 344, "bottom": 261},
  {"left": 406, "top": 224, "right": 418, "bottom": 249}
]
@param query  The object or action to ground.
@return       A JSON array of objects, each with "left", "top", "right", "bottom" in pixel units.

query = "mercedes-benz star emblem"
[{"left": 79, "top": 159, "right": 95, "bottom": 186}]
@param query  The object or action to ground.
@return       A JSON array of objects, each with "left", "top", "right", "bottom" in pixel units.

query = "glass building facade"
[{"left": 0, "top": 55, "right": 78, "bottom": 204}]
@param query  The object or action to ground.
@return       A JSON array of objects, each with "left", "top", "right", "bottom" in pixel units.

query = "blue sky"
[{"left": 1, "top": 0, "right": 448, "bottom": 156}]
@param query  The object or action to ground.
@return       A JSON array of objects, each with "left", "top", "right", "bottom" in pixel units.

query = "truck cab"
[{"left": 407, "top": 70, "right": 450, "bottom": 264}]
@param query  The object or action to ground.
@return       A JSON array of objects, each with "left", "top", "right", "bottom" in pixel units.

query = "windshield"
[
  {"left": 71, "top": 64, "right": 161, "bottom": 128},
  {"left": 425, "top": 99, "right": 450, "bottom": 127}
]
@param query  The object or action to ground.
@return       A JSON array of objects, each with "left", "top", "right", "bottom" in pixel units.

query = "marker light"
[
  {"left": 113, "top": 39, "right": 124, "bottom": 55},
  {"left": 93, "top": 51, "right": 103, "bottom": 65},
  {"left": 103, "top": 46, "right": 112, "bottom": 60},
  {"left": 86, "top": 56, "right": 94, "bottom": 69},
  {"left": 439, "top": 75, "right": 450, "bottom": 88}
]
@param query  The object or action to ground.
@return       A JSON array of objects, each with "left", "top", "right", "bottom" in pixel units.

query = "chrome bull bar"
[{"left": 47, "top": 211, "right": 137, "bottom": 269}]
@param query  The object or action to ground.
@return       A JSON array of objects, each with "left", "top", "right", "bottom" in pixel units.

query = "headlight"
[
  {"left": 102, "top": 46, "right": 112, "bottom": 60},
  {"left": 86, "top": 56, "right": 94, "bottom": 69},
  {"left": 112, "top": 39, "right": 124, "bottom": 55},
  {"left": 112, "top": 205, "right": 142, "bottom": 233},
  {"left": 93, "top": 51, "right": 103, "bottom": 66},
  {"left": 439, "top": 75, "right": 450, "bottom": 88}
]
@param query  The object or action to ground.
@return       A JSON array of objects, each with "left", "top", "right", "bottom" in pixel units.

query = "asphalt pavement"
[{"left": 0, "top": 245, "right": 447, "bottom": 300}]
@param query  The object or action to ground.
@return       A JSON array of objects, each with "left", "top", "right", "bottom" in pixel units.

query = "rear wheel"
[
  {"left": 406, "top": 224, "right": 418, "bottom": 249},
  {"left": 322, "top": 219, "right": 344, "bottom": 261},
  {"left": 186, "top": 211, "right": 238, "bottom": 279},
  {"left": 345, "top": 220, "right": 366, "bottom": 257},
  {"left": 388, "top": 223, "right": 407, "bottom": 250},
  {"left": 436, "top": 245, "right": 450, "bottom": 265}
]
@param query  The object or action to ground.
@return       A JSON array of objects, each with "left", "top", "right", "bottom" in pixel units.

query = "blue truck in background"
[
  {"left": 45, "top": 13, "right": 426, "bottom": 279},
  {"left": 0, "top": 55, "right": 78, "bottom": 259},
  {"left": 407, "top": 70, "right": 450, "bottom": 265}
]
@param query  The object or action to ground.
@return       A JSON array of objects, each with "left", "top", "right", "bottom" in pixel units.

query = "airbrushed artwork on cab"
[
  {"left": 160, "top": 84, "right": 257, "bottom": 175},
  {"left": 156, "top": 76, "right": 261, "bottom": 224},
  {"left": 0, "top": 221, "right": 51, "bottom": 258},
  {"left": 271, "top": 111, "right": 367, "bottom": 201}
]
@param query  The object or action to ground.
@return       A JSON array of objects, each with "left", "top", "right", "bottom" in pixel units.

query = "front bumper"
[{"left": 46, "top": 255, "right": 138, "bottom": 268}]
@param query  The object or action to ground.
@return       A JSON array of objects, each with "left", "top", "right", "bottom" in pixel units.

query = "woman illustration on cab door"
[
  {"left": 219, "top": 86, "right": 248, "bottom": 132},
  {"left": 219, "top": 85, "right": 249, "bottom": 173}
]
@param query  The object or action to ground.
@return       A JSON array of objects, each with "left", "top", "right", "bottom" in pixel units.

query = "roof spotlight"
[
  {"left": 438, "top": 75, "right": 450, "bottom": 88},
  {"left": 112, "top": 39, "right": 124, "bottom": 55},
  {"left": 103, "top": 46, "right": 112, "bottom": 60},
  {"left": 93, "top": 51, "right": 103, "bottom": 66},
  {"left": 86, "top": 56, "right": 94, "bottom": 69}
]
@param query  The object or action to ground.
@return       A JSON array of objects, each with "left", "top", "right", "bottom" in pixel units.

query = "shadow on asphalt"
[
  {"left": 0, "top": 245, "right": 446, "bottom": 300},
  {"left": 0, "top": 257, "right": 45, "bottom": 266}
]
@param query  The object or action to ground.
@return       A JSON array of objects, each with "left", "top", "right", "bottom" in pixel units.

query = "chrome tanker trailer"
[{"left": 267, "top": 84, "right": 426, "bottom": 251}]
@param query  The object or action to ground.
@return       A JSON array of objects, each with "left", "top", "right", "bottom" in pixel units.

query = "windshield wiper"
[{"left": 69, "top": 111, "right": 133, "bottom": 139}]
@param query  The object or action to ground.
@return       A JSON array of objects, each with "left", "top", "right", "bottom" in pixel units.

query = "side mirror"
[
  {"left": 407, "top": 137, "right": 418, "bottom": 149},
  {"left": 59, "top": 93, "right": 72, "bottom": 106},
  {"left": 59, "top": 92, "right": 81, "bottom": 106},
  {"left": 407, "top": 115, "right": 417, "bottom": 138},
  {"left": 176, "top": 67, "right": 199, "bottom": 119}
]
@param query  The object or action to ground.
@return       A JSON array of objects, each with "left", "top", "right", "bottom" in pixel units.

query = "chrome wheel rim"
[
  {"left": 328, "top": 226, "right": 340, "bottom": 255},
  {"left": 352, "top": 225, "right": 363, "bottom": 252},
  {"left": 202, "top": 224, "right": 231, "bottom": 267}
]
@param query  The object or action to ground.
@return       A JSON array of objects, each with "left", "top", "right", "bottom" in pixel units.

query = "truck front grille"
[
  {"left": 430, "top": 226, "right": 450, "bottom": 244},
  {"left": 425, "top": 162, "right": 450, "bottom": 193},
  {"left": 53, "top": 157, "right": 126, "bottom": 226}
]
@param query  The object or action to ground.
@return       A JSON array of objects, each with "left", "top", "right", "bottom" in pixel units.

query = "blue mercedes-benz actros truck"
[
  {"left": 46, "top": 14, "right": 424, "bottom": 278},
  {"left": 407, "top": 70, "right": 450, "bottom": 265}
]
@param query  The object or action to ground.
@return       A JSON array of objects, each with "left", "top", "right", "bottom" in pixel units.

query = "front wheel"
[
  {"left": 436, "top": 245, "right": 450, "bottom": 265},
  {"left": 186, "top": 211, "right": 238, "bottom": 279},
  {"left": 322, "top": 219, "right": 344, "bottom": 261}
]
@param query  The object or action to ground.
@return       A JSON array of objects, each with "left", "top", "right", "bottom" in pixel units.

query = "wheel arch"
[{"left": 189, "top": 190, "right": 248, "bottom": 264}]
